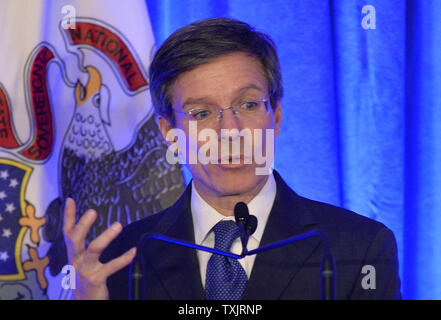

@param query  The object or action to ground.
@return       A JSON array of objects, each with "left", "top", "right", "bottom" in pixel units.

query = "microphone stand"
[{"left": 130, "top": 230, "right": 336, "bottom": 300}]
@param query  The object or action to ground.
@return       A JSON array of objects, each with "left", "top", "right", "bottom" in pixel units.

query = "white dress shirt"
[{"left": 191, "top": 173, "right": 277, "bottom": 288}]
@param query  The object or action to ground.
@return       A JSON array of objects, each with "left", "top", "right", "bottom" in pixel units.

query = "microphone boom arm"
[
  {"left": 130, "top": 229, "right": 336, "bottom": 300},
  {"left": 139, "top": 233, "right": 243, "bottom": 259}
]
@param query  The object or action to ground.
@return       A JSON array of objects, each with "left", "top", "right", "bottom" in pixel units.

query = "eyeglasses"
[{"left": 173, "top": 97, "right": 270, "bottom": 125}]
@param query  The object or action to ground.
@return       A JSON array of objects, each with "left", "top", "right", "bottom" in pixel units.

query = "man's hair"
[{"left": 149, "top": 17, "right": 284, "bottom": 125}]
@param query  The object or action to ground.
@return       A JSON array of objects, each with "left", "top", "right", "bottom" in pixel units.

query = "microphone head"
[
  {"left": 246, "top": 215, "right": 258, "bottom": 236},
  {"left": 234, "top": 202, "right": 249, "bottom": 223}
]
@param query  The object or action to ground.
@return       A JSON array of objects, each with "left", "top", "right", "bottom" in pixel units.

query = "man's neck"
[{"left": 193, "top": 175, "right": 270, "bottom": 216}]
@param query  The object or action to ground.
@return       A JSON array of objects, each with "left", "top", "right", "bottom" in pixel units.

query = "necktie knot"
[{"left": 212, "top": 220, "right": 240, "bottom": 252}]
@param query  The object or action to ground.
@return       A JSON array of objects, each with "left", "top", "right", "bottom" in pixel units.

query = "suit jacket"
[{"left": 101, "top": 171, "right": 402, "bottom": 299}]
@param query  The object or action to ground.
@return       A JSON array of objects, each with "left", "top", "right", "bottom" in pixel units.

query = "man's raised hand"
[{"left": 63, "top": 197, "right": 136, "bottom": 300}]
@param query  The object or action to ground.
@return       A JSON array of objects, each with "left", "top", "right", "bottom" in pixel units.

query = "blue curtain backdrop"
[{"left": 145, "top": 0, "right": 441, "bottom": 299}]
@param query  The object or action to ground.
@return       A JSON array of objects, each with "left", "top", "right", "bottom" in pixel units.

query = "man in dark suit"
[
  {"left": 101, "top": 170, "right": 401, "bottom": 299},
  {"left": 63, "top": 17, "right": 401, "bottom": 300}
]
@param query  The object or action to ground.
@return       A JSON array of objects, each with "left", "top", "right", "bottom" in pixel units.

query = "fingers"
[
  {"left": 101, "top": 247, "right": 137, "bottom": 278},
  {"left": 63, "top": 197, "right": 99, "bottom": 261},
  {"left": 69, "top": 209, "right": 98, "bottom": 258},
  {"left": 83, "top": 222, "right": 123, "bottom": 264},
  {"left": 63, "top": 197, "right": 76, "bottom": 238}
]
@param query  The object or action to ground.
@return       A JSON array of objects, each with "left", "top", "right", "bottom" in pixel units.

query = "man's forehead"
[{"left": 171, "top": 52, "right": 268, "bottom": 106}]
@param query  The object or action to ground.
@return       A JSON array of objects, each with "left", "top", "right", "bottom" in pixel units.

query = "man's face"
[{"left": 159, "top": 52, "right": 282, "bottom": 198}]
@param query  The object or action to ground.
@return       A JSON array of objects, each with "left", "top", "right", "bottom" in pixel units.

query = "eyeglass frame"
[{"left": 172, "top": 96, "right": 271, "bottom": 122}]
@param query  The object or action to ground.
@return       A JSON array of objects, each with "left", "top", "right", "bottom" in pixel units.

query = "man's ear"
[
  {"left": 273, "top": 101, "right": 282, "bottom": 137},
  {"left": 157, "top": 116, "right": 174, "bottom": 145}
]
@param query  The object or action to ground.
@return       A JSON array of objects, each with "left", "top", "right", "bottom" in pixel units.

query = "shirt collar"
[{"left": 191, "top": 173, "right": 277, "bottom": 245}]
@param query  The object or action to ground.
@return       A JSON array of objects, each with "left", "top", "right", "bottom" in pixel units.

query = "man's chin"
[{"left": 206, "top": 165, "right": 269, "bottom": 195}]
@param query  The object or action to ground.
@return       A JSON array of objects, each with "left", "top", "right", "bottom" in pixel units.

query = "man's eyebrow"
[
  {"left": 182, "top": 96, "right": 215, "bottom": 108},
  {"left": 236, "top": 84, "right": 265, "bottom": 96}
]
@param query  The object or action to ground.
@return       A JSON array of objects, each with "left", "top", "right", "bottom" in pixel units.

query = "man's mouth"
[{"left": 217, "top": 154, "right": 253, "bottom": 167}]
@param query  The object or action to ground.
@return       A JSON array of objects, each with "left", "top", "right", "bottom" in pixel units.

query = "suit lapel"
[
  {"left": 244, "top": 171, "right": 321, "bottom": 299},
  {"left": 142, "top": 183, "right": 205, "bottom": 299}
]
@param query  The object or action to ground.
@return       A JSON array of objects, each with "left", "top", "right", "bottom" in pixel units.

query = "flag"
[{"left": 0, "top": 0, "right": 185, "bottom": 299}]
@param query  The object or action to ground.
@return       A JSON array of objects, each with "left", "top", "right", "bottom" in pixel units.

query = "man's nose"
[{"left": 218, "top": 107, "right": 241, "bottom": 131}]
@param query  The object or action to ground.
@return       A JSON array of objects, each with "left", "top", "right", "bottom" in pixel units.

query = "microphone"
[
  {"left": 234, "top": 202, "right": 256, "bottom": 255},
  {"left": 246, "top": 215, "right": 258, "bottom": 236}
]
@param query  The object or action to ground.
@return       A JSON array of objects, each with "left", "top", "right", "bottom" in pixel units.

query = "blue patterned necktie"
[{"left": 205, "top": 220, "right": 248, "bottom": 300}]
